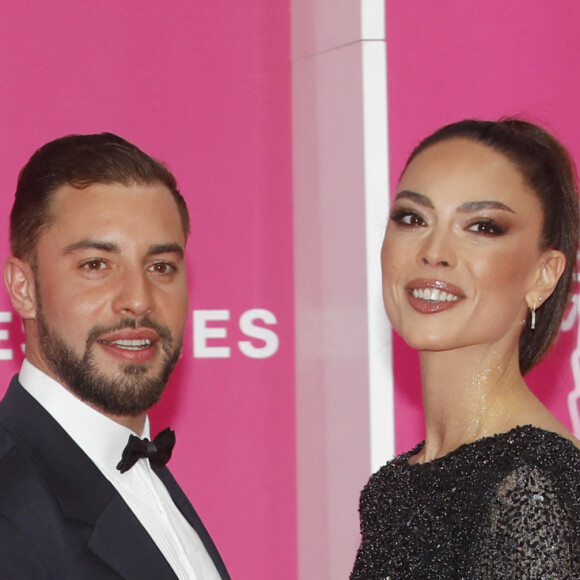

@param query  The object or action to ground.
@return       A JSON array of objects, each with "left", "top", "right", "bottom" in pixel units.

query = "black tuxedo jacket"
[{"left": 0, "top": 376, "right": 230, "bottom": 579}]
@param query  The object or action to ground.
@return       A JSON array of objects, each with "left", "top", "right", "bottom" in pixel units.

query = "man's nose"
[{"left": 112, "top": 268, "right": 155, "bottom": 317}]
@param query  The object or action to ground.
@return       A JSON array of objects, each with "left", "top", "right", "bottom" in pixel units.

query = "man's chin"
[
  {"left": 68, "top": 374, "right": 168, "bottom": 417},
  {"left": 91, "top": 346, "right": 166, "bottom": 377},
  {"left": 37, "top": 319, "right": 180, "bottom": 416}
]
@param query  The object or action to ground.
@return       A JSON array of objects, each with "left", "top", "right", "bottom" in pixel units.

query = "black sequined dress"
[{"left": 351, "top": 425, "right": 580, "bottom": 579}]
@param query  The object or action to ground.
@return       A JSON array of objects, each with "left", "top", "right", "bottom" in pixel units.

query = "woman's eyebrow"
[
  {"left": 393, "top": 191, "right": 516, "bottom": 214},
  {"left": 393, "top": 190, "right": 433, "bottom": 208},
  {"left": 457, "top": 200, "right": 515, "bottom": 214}
]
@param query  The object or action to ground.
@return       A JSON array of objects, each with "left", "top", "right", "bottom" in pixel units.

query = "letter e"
[{"left": 193, "top": 310, "right": 231, "bottom": 358}]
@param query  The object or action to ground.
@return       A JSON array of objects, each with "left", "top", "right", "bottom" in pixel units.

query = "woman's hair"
[{"left": 405, "top": 118, "right": 579, "bottom": 375}]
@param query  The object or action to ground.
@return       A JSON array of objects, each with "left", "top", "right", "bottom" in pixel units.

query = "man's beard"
[{"left": 36, "top": 306, "right": 182, "bottom": 417}]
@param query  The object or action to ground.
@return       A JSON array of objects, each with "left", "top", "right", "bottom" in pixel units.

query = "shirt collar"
[{"left": 18, "top": 359, "right": 151, "bottom": 475}]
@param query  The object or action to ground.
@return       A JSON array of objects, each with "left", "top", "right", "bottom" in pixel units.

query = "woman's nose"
[{"left": 417, "top": 231, "right": 456, "bottom": 268}]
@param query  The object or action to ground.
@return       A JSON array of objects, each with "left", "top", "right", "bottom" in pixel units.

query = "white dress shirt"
[{"left": 19, "top": 359, "right": 221, "bottom": 580}]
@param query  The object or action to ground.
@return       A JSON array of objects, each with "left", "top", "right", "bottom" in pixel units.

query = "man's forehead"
[
  {"left": 50, "top": 182, "right": 182, "bottom": 222},
  {"left": 39, "top": 182, "right": 187, "bottom": 246},
  {"left": 51, "top": 180, "right": 174, "bottom": 203}
]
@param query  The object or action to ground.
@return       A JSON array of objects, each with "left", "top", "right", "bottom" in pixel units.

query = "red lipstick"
[{"left": 405, "top": 279, "right": 465, "bottom": 314}]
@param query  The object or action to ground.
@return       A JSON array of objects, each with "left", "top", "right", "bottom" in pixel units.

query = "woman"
[{"left": 351, "top": 119, "right": 580, "bottom": 579}]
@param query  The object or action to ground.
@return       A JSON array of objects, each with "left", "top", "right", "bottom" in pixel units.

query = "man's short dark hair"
[{"left": 10, "top": 132, "right": 190, "bottom": 261}]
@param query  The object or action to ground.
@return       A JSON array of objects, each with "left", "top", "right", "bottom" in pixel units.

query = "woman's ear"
[
  {"left": 3, "top": 257, "right": 37, "bottom": 319},
  {"left": 526, "top": 249, "right": 566, "bottom": 308}
]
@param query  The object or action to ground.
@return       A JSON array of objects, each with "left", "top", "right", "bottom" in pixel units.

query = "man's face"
[{"left": 22, "top": 182, "right": 189, "bottom": 416}]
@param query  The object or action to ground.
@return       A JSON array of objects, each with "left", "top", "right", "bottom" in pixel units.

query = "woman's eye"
[
  {"left": 467, "top": 220, "right": 506, "bottom": 236},
  {"left": 390, "top": 210, "right": 426, "bottom": 228}
]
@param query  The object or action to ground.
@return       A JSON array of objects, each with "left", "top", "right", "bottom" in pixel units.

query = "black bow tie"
[{"left": 116, "top": 427, "right": 176, "bottom": 474}]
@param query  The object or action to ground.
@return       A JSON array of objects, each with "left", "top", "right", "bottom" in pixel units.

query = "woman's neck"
[{"left": 413, "top": 346, "right": 533, "bottom": 463}]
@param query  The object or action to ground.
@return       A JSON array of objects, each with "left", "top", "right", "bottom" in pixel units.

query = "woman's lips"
[{"left": 405, "top": 279, "right": 465, "bottom": 314}]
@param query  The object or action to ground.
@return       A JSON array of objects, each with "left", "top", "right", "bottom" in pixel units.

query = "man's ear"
[
  {"left": 525, "top": 249, "right": 566, "bottom": 309},
  {"left": 3, "top": 257, "right": 37, "bottom": 319}
]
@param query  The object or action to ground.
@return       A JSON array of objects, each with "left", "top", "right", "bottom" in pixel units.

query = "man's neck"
[{"left": 102, "top": 411, "right": 147, "bottom": 436}]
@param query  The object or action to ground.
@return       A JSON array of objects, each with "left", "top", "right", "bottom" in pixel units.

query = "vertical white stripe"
[
  {"left": 292, "top": 0, "right": 394, "bottom": 575},
  {"left": 361, "top": 0, "right": 385, "bottom": 40},
  {"left": 361, "top": 6, "right": 395, "bottom": 471}
]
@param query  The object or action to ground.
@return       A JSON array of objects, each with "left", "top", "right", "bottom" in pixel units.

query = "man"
[{"left": 0, "top": 133, "right": 230, "bottom": 579}]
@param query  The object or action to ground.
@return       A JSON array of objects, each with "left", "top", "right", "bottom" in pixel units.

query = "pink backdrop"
[
  {"left": 386, "top": 0, "right": 580, "bottom": 454},
  {"left": 4, "top": 2, "right": 580, "bottom": 576},
  {"left": 0, "top": 3, "right": 295, "bottom": 579}
]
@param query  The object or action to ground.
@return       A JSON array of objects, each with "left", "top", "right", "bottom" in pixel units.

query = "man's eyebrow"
[
  {"left": 148, "top": 243, "right": 185, "bottom": 258},
  {"left": 63, "top": 240, "right": 120, "bottom": 254},
  {"left": 393, "top": 190, "right": 434, "bottom": 208},
  {"left": 457, "top": 200, "right": 515, "bottom": 214},
  {"left": 62, "top": 241, "right": 185, "bottom": 258}
]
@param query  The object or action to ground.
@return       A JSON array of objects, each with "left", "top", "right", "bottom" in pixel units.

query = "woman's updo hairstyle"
[{"left": 404, "top": 119, "right": 579, "bottom": 375}]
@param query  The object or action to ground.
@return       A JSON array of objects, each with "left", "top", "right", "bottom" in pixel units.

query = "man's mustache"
[{"left": 86, "top": 317, "right": 173, "bottom": 346}]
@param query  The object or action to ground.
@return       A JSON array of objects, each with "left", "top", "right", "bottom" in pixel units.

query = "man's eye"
[
  {"left": 82, "top": 259, "right": 107, "bottom": 271},
  {"left": 150, "top": 262, "right": 175, "bottom": 274}
]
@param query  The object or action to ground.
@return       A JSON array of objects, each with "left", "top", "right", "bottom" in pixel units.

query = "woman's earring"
[{"left": 530, "top": 298, "right": 543, "bottom": 330}]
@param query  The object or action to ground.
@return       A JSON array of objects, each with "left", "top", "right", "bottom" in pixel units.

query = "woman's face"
[{"left": 382, "top": 138, "right": 562, "bottom": 355}]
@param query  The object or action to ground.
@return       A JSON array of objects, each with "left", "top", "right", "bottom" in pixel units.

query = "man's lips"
[
  {"left": 100, "top": 338, "right": 153, "bottom": 351},
  {"left": 405, "top": 279, "right": 465, "bottom": 313},
  {"left": 97, "top": 329, "right": 159, "bottom": 353}
]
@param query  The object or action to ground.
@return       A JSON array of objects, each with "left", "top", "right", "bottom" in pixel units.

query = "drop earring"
[{"left": 530, "top": 297, "right": 542, "bottom": 330}]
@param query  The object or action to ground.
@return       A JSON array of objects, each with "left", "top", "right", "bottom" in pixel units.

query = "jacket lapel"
[
  {"left": 89, "top": 493, "right": 177, "bottom": 579},
  {"left": 154, "top": 465, "right": 231, "bottom": 580},
  {"left": 0, "top": 378, "right": 177, "bottom": 579}
]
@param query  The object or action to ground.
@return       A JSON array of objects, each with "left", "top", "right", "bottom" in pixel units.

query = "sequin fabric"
[{"left": 351, "top": 425, "right": 580, "bottom": 579}]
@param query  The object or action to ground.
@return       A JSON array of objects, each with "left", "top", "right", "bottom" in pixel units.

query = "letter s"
[{"left": 238, "top": 309, "right": 279, "bottom": 359}]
